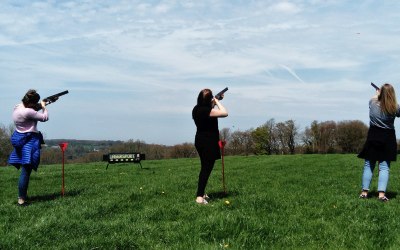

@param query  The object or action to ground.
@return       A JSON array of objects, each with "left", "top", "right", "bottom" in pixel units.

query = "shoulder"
[
  {"left": 369, "top": 98, "right": 379, "bottom": 106},
  {"left": 13, "top": 103, "right": 27, "bottom": 113},
  {"left": 193, "top": 105, "right": 211, "bottom": 113},
  {"left": 193, "top": 105, "right": 211, "bottom": 118},
  {"left": 17, "top": 105, "right": 37, "bottom": 116},
  {"left": 14, "top": 103, "right": 24, "bottom": 110}
]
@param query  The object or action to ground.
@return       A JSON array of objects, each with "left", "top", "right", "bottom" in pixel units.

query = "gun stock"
[{"left": 214, "top": 87, "right": 228, "bottom": 100}]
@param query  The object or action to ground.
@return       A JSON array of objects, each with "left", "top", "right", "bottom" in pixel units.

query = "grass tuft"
[{"left": 2, "top": 155, "right": 400, "bottom": 249}]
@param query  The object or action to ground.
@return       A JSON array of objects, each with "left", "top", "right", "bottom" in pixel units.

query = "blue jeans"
[
  {"left": 362, "top": 160, "right": 390, "bottom": 193},
  {"left": 18, "top": 165, "right": 33, "bottom": 199}
]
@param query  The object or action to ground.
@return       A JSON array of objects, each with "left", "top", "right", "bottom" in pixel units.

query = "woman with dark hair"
[
  {"left": 8, "top": 89, "right": 49, "bottom": 206},
  {"left": 192, "top": 89, "right": 228, "bottom": 204},
  {"left": 358, "top": 83, "right": 400, "bottom": 202}
]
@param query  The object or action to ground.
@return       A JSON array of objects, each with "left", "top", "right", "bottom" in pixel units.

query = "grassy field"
[{"left": 1, "top": 154, "right": 400, "bottom": 249}]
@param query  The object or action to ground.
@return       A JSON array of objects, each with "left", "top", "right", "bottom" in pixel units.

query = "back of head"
[
  {"left": 379, "top": 83, "right": 398, "bottom": 115},
  {"left": 197, "top": 89, "right": 213, "bottom": 107},
  {"left": 22, "top": 89, "right": 40, "bottom": 108}
]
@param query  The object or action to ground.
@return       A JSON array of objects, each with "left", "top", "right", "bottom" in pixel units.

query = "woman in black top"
[{"left": 192, "top": 89, "right": 228, "bottom": 204}]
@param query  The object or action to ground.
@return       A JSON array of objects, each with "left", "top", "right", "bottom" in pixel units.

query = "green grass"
[{"left": 1, "top": 154, "right": 400, "bottom": 249}]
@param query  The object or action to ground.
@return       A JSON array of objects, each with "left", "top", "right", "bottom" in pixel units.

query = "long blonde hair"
[{"left": 378, "top": 83, "right": 398, "bottom": 115}]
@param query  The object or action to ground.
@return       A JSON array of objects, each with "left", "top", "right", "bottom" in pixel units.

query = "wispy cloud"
[{"left": 279, "top": 64, "right": 305, "bottom": 83}]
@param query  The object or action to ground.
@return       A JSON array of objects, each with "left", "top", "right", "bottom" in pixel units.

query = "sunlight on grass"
[{"left": 1, "top": 155, "right": 400, "bottom": 249}]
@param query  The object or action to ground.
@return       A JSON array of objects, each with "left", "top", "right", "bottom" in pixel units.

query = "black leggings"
[{"left": 196, "top": 157, "right": 216, "bottom": 197}]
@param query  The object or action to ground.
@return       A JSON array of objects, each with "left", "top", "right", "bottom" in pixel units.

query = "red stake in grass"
[
  {"left": 59, "top": 142, "right": 68, "bottom": 197},
  {"left": 218, "top": 140, "right": 227, "bottom": 194}
]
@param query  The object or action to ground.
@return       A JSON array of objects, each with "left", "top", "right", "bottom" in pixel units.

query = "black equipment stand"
[{"left": 103, "top": 153, "right": 145, "bottom": 169}]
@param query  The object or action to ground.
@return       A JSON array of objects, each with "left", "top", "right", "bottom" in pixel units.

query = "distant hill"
[{"left": 44, "top": 139, "right": 124, "bottom": 150}]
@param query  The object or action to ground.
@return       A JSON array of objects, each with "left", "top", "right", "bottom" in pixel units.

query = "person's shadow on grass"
[
  {"left": 207, "top": 190, "right": 239, "bottom": 199},
  {"left": 368, "top": 190, "right": 397, "bottom": 199},
  {"left": 29, "top": 189, "right": 83, "bottom": 202}
]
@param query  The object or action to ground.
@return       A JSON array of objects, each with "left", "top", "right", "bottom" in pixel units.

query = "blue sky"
[{"left": 1, "top": 0, "right": 400, "bottom": 145}]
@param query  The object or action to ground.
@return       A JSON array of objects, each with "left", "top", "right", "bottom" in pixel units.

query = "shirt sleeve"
[{"left": 25, "top": 108, "right": 49, "bottom": 122}]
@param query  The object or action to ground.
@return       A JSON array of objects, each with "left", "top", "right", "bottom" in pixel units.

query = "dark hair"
[
  {"left": 197, "top": 89, "right": 213, "bottom": 107},
  {"left": 22, "top": 89, "right": 40, "bottom": 108}
]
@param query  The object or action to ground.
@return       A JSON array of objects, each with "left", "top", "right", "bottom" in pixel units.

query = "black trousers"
[{"left": 196, "top": 157, "right": 216, "bottom": 197}]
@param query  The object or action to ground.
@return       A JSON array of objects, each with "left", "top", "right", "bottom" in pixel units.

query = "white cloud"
[
  {"left": 1, "top": 0, "right": 400, "bottom": 144},
  {"left": 269, "top": 2, "right": 302, "bottom": 14}
]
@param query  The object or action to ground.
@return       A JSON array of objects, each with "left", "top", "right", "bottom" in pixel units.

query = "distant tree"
[
  {"left": 41, "top": 147, "right": 60, "bottom": 165},
  {"left": 219, "top": 127, "right": 231, "bottom": 142},
  {"left": 284, "top": 119, "right": 298, "bottom": 154},
  {"left": 336, "top": 120, "right": 368, "bottom": 153},
  {"left": 265, "top": 119, "right": 278, "bottom": 154},
  {"left": 251, "top": 119, "right": 298, "bottom": 155},
  {"left": 170, "top": 143, "right": 196, "bottom": 158},
  {"left": 242, "top": 129, "right": 254, "bottom": 156},
  {"left": 251, "top": 125, "right": 269, "bottom": 155},
  {"left": 301, "top": 127, "right": 314, "bottom": 153},
  {"left": 146, "top": 144, "right": 168, "bottom": 160},
  {"left": 303, "top": 120, "right": 337, "bottom": 153},
  {"left": 227, "top": 129, "right": 254, "bottom": 156},
  {"left": 0, "top": 124, "right": 13, "bottom": 166},
  {"left": 274, "top": 122, "right": 287, "bottom": 154},
  {"left": 319, "top": 121, "right": 337, "bottom": 153},
  {"left": 126, "top": 139, "right": 146, "bottom": 152},
  {"left": 79, "top": 151, "right": 104, "bottom": 163}
]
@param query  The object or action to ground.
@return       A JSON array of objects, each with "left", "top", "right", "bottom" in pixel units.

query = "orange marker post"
[
  {"left": 218, "top": 140, "right": 227, "bottom": 194},
  {"left": 59, "top": 142, "right": 68, "bottom": 197}
]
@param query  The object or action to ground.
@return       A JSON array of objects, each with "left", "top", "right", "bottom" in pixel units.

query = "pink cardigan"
[{"left": 12, "top": 103, "right": 49, "bottom": 133}]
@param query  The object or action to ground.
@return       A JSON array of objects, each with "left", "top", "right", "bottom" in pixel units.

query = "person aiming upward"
[
  {"left": 192, "top": 88, "right": 228, "bottom": 204},
  {"left": 358, "top": 83, "right": 400, "bottom": 202},
  {"left": 8, "top": 89, "right": 50, "bottom": 206}
]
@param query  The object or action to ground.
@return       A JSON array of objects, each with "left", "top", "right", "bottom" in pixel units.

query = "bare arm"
[{"left": 210, "top": 98, "right": 228, "bottom": 117}]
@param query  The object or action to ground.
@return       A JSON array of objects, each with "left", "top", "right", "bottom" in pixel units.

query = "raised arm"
[
  {"left": 210, "top": 98, "right": 228, "bottom": 117},
  {"left": 26, "top": 100, "right": 49, "bottom": 122}
]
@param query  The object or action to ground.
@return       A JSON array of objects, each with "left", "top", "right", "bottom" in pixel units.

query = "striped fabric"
[{"left": 8, "top": 131, "right": 42, "bottom": 171}]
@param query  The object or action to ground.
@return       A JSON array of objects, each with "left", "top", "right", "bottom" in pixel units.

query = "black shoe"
[
  {"left": 378, "top": 196, "right": 389, "bottom": 202},
  {"left": 17, "top": 201, "right": 29, "bottom": 207},
  {"left": 359, "top": 194, "right": 368, "bottom": 199}
]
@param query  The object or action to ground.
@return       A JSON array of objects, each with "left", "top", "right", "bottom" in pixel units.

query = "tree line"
[
  {"left": 220, "top": 119, "right": 369, "bottom": 156},
  {"left": 0, "top": 118, "right": 388, "bottom": 166}
]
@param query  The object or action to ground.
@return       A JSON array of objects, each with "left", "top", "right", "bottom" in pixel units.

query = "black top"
[
  {"left": 192, "top": 105, "right": 219, "bottom": 134},
  {"left": 192, "top": 105, "right": 221, "bottom": 161}
]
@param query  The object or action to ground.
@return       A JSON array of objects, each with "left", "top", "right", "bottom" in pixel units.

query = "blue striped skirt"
[{"left": 8, "top": 131, "right": 42, "bottom": 171}]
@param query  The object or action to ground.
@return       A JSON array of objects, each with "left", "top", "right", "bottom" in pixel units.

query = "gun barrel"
[
  {"left": 44, "top": 90, "right": 69, "bottom": 102},
  {"left": 33, "top": 90, "right": 69, "bottom": 111},
  {"left": 371, "top": 82, "right": 379, "bottom": 91},
  {"left": 215, "top": 87, "right": 228, "bottom": 100}
]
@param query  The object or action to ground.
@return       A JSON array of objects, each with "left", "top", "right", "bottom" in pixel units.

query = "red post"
[
  {"left": 59, "top": 142, "right": 68, "bottom": 197},
  {"left": 218, "top": 140, "right": 227, "bottom": 194}
]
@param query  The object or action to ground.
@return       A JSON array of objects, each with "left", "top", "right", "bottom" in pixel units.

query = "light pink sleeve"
[{"left": 25, "top": 108, "right": 49, "bottom": 122}]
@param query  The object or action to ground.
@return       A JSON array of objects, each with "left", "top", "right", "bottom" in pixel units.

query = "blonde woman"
[{"left": 358, "top": 83, "right": 400, "bottom": 202}]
